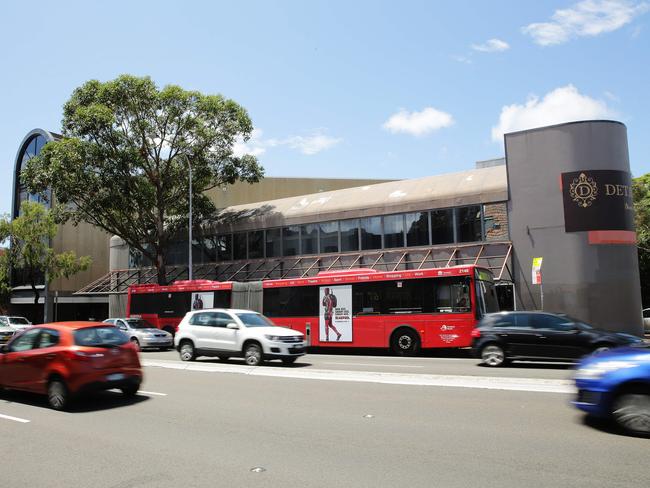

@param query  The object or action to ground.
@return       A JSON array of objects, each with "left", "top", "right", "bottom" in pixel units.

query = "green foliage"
[
  {"left": 633, "top": 174, "right": 650, "bottom": 307},
  {"left": 2, "top": 201, "right": 92, "bottom": 308},
  {"left": 23, "top": 75, "right": 263, "bottom": 284}
]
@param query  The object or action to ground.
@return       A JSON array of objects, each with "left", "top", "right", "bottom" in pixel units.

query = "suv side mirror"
[{"left": 226, "top": 323, "right": 239, "bottom": 330}]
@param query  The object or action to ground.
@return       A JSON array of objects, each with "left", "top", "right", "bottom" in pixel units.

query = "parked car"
[
  {"left": 642, "top": 308, "right": 650, "bottom": 334},
  {"left": 0, "top": 316, "right": 32, "bottom": 330},
  {"left": 471, "top": 311, "right": 643, "bottom": 367},
  {"left": 0, "top": 322, "right": 142, "bottom": 410},
  {"left": 174, "top": 309, "right": 306, "bottom": 366},
  {"left": 0, "top": 323, "right": 16, "bottom": 344},
  {"left": 103, "top": 318, "right": 173, "bottom": 351},
  {"left": 573, "top": 344, "right": 650, "bottom": 437}
]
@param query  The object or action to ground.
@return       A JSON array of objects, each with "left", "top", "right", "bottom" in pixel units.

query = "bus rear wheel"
[{"left": 391, "top": 328, "right": 421, "bottom": 357}]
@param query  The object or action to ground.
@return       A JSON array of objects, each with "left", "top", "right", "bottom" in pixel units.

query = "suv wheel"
[
  {"left": 612, "top": 392, "right": 650, "bottom": 437},
  {"left": 244, "top": 343, "right": 263, "bottom": 366},
  {"left": 48, "top": 378, "right": 69, "bottom": 411},
  {"left": 179, "top": 341, "right": 196, "bottom": 362},
  {"left": 481, "top": 344, "right": 506, "bottom": 367}
]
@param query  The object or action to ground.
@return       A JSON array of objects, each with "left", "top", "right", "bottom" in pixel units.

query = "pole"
[
  {"left": 188, "top": 162, "right": 193, "bottom": 281},
  {"left": 540, "top": 283, "right": 544, "bottom": 311}
]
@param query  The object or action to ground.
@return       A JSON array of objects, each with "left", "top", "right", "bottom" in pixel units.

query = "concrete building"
[{"left": 9, "top": 120, "right": 643, "bottom": 335}]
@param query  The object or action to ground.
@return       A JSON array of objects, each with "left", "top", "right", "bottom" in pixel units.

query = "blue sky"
[{"left": 1, "top": 0, "right": 649, "bottom": 215}]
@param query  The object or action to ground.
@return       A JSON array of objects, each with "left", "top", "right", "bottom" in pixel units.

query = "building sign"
[
  {"left": 532, "top": 257, "right": 543, "bottom": 285},
  {"left": 319, "top": 285, "right": 352, "bottom": 342},
  {"left": 562, "top": 170, "right": 634, "bottom": 232}
]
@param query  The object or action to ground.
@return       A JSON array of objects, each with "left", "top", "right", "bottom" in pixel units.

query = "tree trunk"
[{"left": 156, "top": 252, "right": 168, "bottom": 285}]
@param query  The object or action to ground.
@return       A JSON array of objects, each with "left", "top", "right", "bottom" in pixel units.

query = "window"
[
  {"left": 263, "top": 286, "right": 319, "bottom": 317},
  {"left": 360, "top": 217, "right": 382, "bottom": 250},
  {"left": 383, "top": 215, "right": 404, "bottom": 248},
  {"left": 406, "top": 212, "right": 430, "bottom": 247},
  {"left": 236, "top": 313, "right": 275, "bottom": 327},
  {"left": 265, "top": 228, "right": 282, "bottom": 258},
  {"left": 431, "top": 209, "right": 454, "bottom": 245},
  {"left": 38, "top": 329, "right": 60, "bottom": 348},
  {"left": 73, "top": 327, "right": 128, "bottom": 346},
  {"left": 9, "top": 328, "right": 41, "bottom": 352},
  {"left": 213, "top": 291, "right": 231, "bottom": 308},
  {"left": 130, "top": 292, "right": 190, "bottom": 317},
  {"left": 353, "top": 282, "right": 383, "bottom": 315},
  {"left": 301, "top": 224, "right": 318, "bottom": 255},
  {"left": 319, "top": 221, "right": 339, "bottom": 253},
  {"left": 189, "top": 312, "right": 225, "bottom": 326},
  {"left": 433, "top": 277, "right": 471, "bottom": 313},
  {"left": 248, "top": 230, "right": 264, "bottom": 259},
  {"left": 233, "top": 232, "right": 247, "bottom": 260},
  {"left": 216, "top": 234, "right": 232, "bottom": 261},
  {"left": 533, "top": 314, "right": 575, "bottom": 331},
  {"left": 457, "top": 205, "right": 482, "bottom": 243},
  {"left": 340, "top": 219, "right": 359, "bottom": 252},
  {"left": 492, "top": 313, "right": 532, "bottom": 328},
  {"left": 282, "top": 226, "right": 300, "bottom": 256}
]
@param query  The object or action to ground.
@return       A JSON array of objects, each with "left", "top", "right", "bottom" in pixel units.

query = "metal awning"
[{"left": 75, "top": 241, "right": 513, "bottom": 295}]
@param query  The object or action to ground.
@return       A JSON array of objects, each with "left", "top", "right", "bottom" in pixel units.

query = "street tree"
[
  {"left": 23, "top": 75, "right": 263, "bottom": 285},
  {"left": 2, "top": 201, "right": 91, "bottom": 312},
  {"left": 633, "top": 173, "right": 650, "bottom": 307}
]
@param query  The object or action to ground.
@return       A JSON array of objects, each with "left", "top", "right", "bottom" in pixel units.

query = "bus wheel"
[{"left": 391, "top": 328, "right": 420, "bottom": 356}]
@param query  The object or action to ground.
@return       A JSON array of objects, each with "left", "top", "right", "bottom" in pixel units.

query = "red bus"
[{"left": 127, "top": 265, "right": 499, "bottom": 355}]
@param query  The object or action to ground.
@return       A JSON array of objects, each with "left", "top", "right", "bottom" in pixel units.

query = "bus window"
[
  {"left": 263, "top": 286, "right": 318, "bottom": 317},
  {"left": 434, "top": 277, "right": 471, "bottom": 313}
]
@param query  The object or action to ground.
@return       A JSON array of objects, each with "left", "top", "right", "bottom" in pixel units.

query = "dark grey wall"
[{"left": 505, "top": 120, "right": 642, "bottom": 335}]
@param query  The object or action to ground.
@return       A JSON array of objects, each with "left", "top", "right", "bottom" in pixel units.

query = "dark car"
[
  {"left": 471, "top": 311, "right": 643, "bottom": 367},
  {"left": 0, "top": 322, "right": 142, "bottom": 410},
  {"left": 573, "top": 345, "right": 650, "bottom": 437}
]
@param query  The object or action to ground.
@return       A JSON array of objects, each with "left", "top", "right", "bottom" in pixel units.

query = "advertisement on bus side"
[
  {"left": 319, "top": 285, "right": 352, "bottom": 342},
  {"left": 191, "top": 292, "right": 214, "bottom": 311}
]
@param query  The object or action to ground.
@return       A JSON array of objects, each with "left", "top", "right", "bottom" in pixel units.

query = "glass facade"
[{"left": 163, "top": 204, "right": 500, "bottom": 264}]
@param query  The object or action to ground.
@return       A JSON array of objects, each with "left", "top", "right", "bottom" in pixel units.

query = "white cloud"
[
  {"left": 284, "top": 132, "right": 343, "bottom": 155},
  {"left": 471, "top": 38, "right": 510, "bottom": 52},
  {"left": 523, "top": 0, "right": 649, "bottom": 46},
  {"left": 383, "top": 107, "right": 454, "bottom": 136},
  {"left": 451, "top": 54, "right": 473, "bottom": 64},
  {"left": 232, "top": 128, "right": 341, "bottom": 157},
  {"left": 491, "top": 84, "right": 616, "bottom": 141}
]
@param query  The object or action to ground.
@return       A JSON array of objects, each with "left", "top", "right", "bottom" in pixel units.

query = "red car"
[{"left": 0, "top": 322, "right": 142, "bottom": 410}]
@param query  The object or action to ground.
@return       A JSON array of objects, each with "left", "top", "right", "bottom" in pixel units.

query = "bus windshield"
[{"left": 475, "top": 270, "right": 500, "bottom": 316}]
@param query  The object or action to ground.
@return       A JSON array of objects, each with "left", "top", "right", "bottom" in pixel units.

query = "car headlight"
[
  {"left": 575, "top": 360, "right": 638, "bottom": 380},
  {"left": 265, "top": 335, "right": 282, "bottom": 341}
]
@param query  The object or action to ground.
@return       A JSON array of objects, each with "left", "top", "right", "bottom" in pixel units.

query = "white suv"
[{"left": 174, "top": 309, "right": 306, "bottom": 366}]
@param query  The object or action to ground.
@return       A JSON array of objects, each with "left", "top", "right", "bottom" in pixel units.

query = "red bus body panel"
[{"left": 126, "top": 266, "right": 486, "bottom": 349}]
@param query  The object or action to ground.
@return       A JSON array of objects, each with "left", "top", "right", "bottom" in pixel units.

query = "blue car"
[{"left": 574, "top": 345, "right": 650, "bottom": 436}]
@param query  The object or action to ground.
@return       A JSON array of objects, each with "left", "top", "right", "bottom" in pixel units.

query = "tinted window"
[
  {"left": 457, "top": 206, "right": 482, "bottom": 243},
  {"left": 189, "top": 312, "right": 219, "bottom": 326},
  {"left": 233, "top": 232, "right": 247, "bottom": 260},
  {"left": 38, "top": 329, "right": 60, "bottom": 348},
  {"left": 360, "top": 217, "right": 382, "bottom": 250},
  {"left": 263, "top": 286, "right": 319, "bottom": 317},
  {"left": 340, "top": 219, "right": 359, "bottom": 252},
  {"left": 283, "top": 226, "right": 300, "bottom": 256},
  {"left": 9, "top": 328, "right": 40, "bottom": 352},
  {"left": 74, "top": 327, "right": 128, "bottom": 347},
  {"left": 265, "top": 228, "right": 282, "bottom": 258},
  {"left": 129, "top": 292, "right": 191, "bottom": 317},
  {"left": 406, "top": 212, "right": 429, "bottom": 247},
  {"left": 216, "top": 234, "right": 232, "bottom": 261},
  {"left": 248, "top": 231, "right": 264, "bottom": 259},
  {"left": 491, "top": 313, "right": 532, "bottom": 328},
  {"left": 434, "top": 277, "right": 471, "bottom": 313},
  {"left": 383, "top": 215, "right": 404, "bottom": 249},
  {"left": 533, "top": 314, "right": 575, "bottom": 331},
  {"left": 125, "top": 319, "right": 155, "bottom": 329},
  {"left": 9, "top": 317, "right": 30, "bottom": 325},
  {"left": 431, "top": 209, "right": 454, "bottom": 244},
  {"left": 301, "top": 224, "right": 318, "bottom": 255},
  {"left": 319, "top": 221, "right": 339, "bottom": 254}
]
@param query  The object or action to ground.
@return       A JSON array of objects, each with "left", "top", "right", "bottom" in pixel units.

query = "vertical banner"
[
  {"left": 532, "top": 257, "right": 543, "bottom": 285},
  {"left": 191, "top": 292, "right": 214, "bottom": 310},
  {"left": 319, "top": 285, "right": 352, "bottom": 342}
]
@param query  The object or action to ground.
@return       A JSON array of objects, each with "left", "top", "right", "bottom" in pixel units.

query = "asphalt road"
[{"left": 1, "top": 352, "right": 648, "bottom": 488}]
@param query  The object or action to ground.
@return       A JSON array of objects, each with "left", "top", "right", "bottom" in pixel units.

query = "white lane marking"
[
  {"left": 0, "top": 413, "right": 30, "bottom": 423},
  {"left": 142, "top": 359, "right": 574, "bottom": 394},
  {"left": 138, "top": 390, "right": 168, "bottom": 396},
  {"left": 323, "top": 362, "right": 424, "bottom": 368}
]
